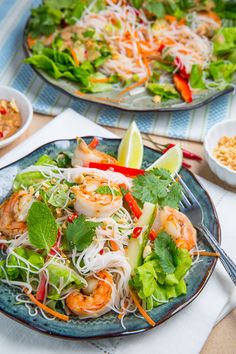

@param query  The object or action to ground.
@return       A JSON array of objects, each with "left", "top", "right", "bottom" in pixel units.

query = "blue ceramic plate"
[{"left": 0, "top": 138, "right": 220, "bottom": 339}]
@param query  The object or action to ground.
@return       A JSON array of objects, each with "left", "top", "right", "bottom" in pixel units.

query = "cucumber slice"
[{"left": 128, "top": 202, "right": 156, "bottom": 274}]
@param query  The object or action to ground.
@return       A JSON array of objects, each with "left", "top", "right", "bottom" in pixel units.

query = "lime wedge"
[
  {"left": 146, "top": 145, "right": 183, "bottom": 174},
  {"left": 118, "top": 121, "right": 143, "bottom": 168}
]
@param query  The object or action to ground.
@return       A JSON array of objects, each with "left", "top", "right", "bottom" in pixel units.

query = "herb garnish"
[
  {"left": 66, "top": 215, "right": 101, "bottom": 251},
  {"left": 132, "top": 168, "right": 182, "bottom": 209},
  {"left": 154, "top": 232, "right": 178, "bottom": 273},
  {"left": 27, "top": 201, "right": 58, "bottom": 252},
  {"left": 95, "top": 185, "right": 121, "bottom": 196}
]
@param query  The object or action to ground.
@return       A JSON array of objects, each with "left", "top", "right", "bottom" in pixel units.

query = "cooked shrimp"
[
  {"left": 71, "top": 175, "right": 122, "bottom": 217},
  {"left": 72, "top": 138, "right": 118, "bottom": 167},
  {"left": 66, "top": 271, "right": 113, "bottom": 317},
  {"left": 0, "top": 191, "right": 34, "bottom": 238},
  {"left": 154, "top": 206, "right": 196, "bottom": 250}
]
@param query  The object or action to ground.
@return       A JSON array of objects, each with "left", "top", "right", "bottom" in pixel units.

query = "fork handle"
[{"left": 198, "top": 224, "right": 236, "bottom": 285}]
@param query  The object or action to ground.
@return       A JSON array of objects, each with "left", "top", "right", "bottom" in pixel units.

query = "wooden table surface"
[{"left": 0, "top": 113, "right": 235, "bottom": 353}]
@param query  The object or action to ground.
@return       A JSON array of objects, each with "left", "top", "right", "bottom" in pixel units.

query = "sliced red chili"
[
  {"left": 89, "top": 162, "right": 145, "bottom": 177},
  {"left": 182, "top": 161, "right": 192, "bottom": 169},
  {"left": 132, "top": 226, "right": 143, "bottom": 238},
  {"left": 163, "top": 143, "right": 202, "bottom": 161},
  {"left": 149, "top": 229, "right": 157, "bottom": 241},
  {"left": 119, "top": 183, "right": 142, "bottom": 219},
  {"left": 88, "top": 137, "right": 99, "bottom": 149},
  {"left": 0, "top": 131, "right": 3, "bottom": 138},
  {"left": 67, "top": 213, "right": 78, "bottom": 223},
  {"left": 99, "top": 249, "right": 104, "bottom": 255},
  {"left": 0, "top": 106, "right": 7, "bottom": 115},
  {"left": 173, "top": 73, "right": 192, "bottom": 103},
  {"left": 36, "top": 273, "right": 47, "bottom": 301}
]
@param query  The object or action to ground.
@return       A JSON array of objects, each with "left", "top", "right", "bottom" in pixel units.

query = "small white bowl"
[
  {"left": 0, "top": 85, "right": 33, "bottom": 149},
  {"left": 204, "top": 120, "right": 236, "bottom": 187}
]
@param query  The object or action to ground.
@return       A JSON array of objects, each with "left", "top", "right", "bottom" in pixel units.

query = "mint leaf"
[
  {"left": 95, "top": 185, "right": 121, "bottom": 196},
  {"left": 154, "top": 232, "right": 178, "bottom": 273},
  {"left": 27, "top": 201, "right": 58, "bottom": 252},
  {"left": 66, "top": 215, "right": 101, "bottom": 251}
]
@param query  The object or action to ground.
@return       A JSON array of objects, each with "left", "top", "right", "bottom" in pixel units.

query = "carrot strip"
[
  {"left": 130, "top": 289, "right": 155, "bottom": 327},
  {"left": 70, "top": 48, "right": 79, "bottom": 66},
  {"left": 192, "top": 251, "right": 220, "bottom": 257},
  {"left": 117, "top": 77, "right": 147, "bottom": 96},
  {"left": 164, "top": 15, "right": 177, "bottom": 23},
  {"left": 23, "top": 288, "right": 69, "bottom": 321},
  {"left": 110, "top": 240, "right": 120, "bottom": 251},
  {"left": 27, "top": 35, "right": 36, "bottom": 49},
  {"left": 90, "top": 78, "right": 110, "bottom": 83},
  {"left": 143, "top": 57, "right": 151, "bottom": 77}
]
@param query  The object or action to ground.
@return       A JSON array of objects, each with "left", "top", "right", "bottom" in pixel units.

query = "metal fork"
[{"left": 176, "top": 174, "right": 236, "bottom": 285}]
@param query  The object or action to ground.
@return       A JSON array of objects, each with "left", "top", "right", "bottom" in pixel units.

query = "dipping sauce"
[
  {"left": 0, "top": 99, "right": 22, "bottom": 140},
  {"left": 214, "top": 135, "right": 236, "bottom": 171}
]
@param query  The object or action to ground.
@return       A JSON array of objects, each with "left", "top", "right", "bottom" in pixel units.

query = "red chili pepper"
[
  {"left": 0, "top": 131, "right": 3, "bottom": 138},
  {"left": 0, "top": 106, "right": 7, "bottom": 115},
  {"left": 88, "top": 137, "right": 99, "bottom": 149},
  {"left": 149, "top": 229, "right": 157, "bottom": 241},
  {"left": 119, "top": 183, "right": 142, "bottom": 219},
  {"left": 67, "top": 213, "right": 78, "bottom": 223},
  {"left": 158, "top": 43, "right": 165, "bottom": 53},
  {"left": 36, "top": 230, "right": 62, "bottom": 301},
  {"left": 163, "top": 143, "right": 202, "bottom": 161},
  {"left": 89, "top": 162, "right": 145, "bottom": 177},
  {"left": 36, "top": 273, "right": 47, "bottom": 301},
  {"left": 99, "top": 249, "right": 104, "bottom": 255},
  {"left": 132, "top": 226, "right": 143, "bottom": 238},
  {"left": 173, "top": 73, "right": 192, "bottom": 103},
  {"left": 174, "top": 57, "right": 189, "bottom": 80},
  {"left": 182, "top": 161, "right": 192, "bottom": 169}
]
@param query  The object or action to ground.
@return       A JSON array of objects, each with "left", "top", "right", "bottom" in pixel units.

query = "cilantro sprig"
[
  {"left": 66, "top": 215, "right": 101, "bottom": 251},
  {"left": 154, "top": 232, "right": 178, "bottom": 273},
  {"left": 95, "top": 185, "right": 121, "bottom": 196},
  {"left": 132, "top": 168, "right": 182, "bottom": 209}
]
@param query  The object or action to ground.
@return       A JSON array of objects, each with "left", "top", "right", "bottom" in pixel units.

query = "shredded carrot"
[
  {"left": 200, "top": 11, "right": 221, "bottom": 25},
  {"left": 118, "top": 302, "right": 128, "bottom": 319},
  {"left": 90, "top": 77, "right": 110, "bottom": 83},
  {"left": 117, "top": 77, "right": 147, "bottom": 96},
  {"left": 178, "top": 18, "right": 186, "bottom": 26},
  {"left": 27, "top": 35, "right": 36, "bottom": 49},
  {"left": 143, "top": 57, "right": 151, "bottom": 77},
  {"left": 70, "top": 48, "right": 79, "bottom": 66},
  {"left": 110, "top": 240, "right": 120, "bottom": 251},
  {"left": 176, "top": 237, "right": 191, "bottom": 250},
  {"left": 192, "top": 251, "right": 220, "bottom": 257},
  {"left": 23, "top": 288, "right": 69, "bottom": 321},
  {"left": 164, "top": 15, "right": 177, "bottom": 23},
  {"left": 130, "top": 288, "right": 155, "bottom": 327}
]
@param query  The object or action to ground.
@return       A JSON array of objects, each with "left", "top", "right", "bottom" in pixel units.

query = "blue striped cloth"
[{"left": 1, "top": 0, "right": 236, "bottom": 141}]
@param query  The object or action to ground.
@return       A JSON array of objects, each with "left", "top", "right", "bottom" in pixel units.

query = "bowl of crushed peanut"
[
  {"left": 204, "top": 120, "right": 236, "bottom": 187},
  {"left": 0, "top": 86, "right": 33, "bottom": 149}
]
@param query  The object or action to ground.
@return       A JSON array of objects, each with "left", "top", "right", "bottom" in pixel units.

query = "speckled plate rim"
[
  {"left": 23, "top": 19, "right": 234, "bottom": 113},
  {"left": 0, "top": 137, "right": 221, "bottom": 340}
]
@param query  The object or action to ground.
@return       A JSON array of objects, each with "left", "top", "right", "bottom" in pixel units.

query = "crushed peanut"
[{"left": 214, "top": 135, "right": 236, "bottom": 171}]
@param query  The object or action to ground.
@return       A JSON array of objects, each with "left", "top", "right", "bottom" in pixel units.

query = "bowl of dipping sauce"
[
  {"left": 0, "top": 86, "right": 33, "bottom": 149},
  {"left": 204, "top": 120, "right": 236, "bottom": 187}
]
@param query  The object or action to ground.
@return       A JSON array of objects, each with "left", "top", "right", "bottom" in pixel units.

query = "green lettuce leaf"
[
  {"left": 147, "top": 83, "right": 180, "bottom": 100},
  {"left": 213, "top": 28, "right": 236, "bottom": 55},
  {"left": 47, "top": 262, "right": 86, "bottom": 300},
  {"left": 13, "top": 171, "right": 46, "bottom": 191},
  {"left": 190, "top": 64, "right": 206, "bottom": 89},
  {"left": 209, "top": 61, "right": 236, "bottom": 82}
]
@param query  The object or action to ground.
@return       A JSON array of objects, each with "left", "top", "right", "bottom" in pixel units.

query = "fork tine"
[
  {"left": 176, "top": 173, "right": 199, "bottom": 205},
  {"left": 180, "top": 190, "right": 192, "bottom": 207}
]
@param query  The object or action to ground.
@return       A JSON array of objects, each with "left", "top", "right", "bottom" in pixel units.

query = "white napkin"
[{"left": 0, "top": 109, "right": 235, "bottom": 354}]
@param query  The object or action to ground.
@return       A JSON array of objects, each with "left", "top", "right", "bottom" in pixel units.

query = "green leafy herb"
[
  {"left": 35, "top": 154, "right": 57, "bottom": 166},
  {"left": 83, "top": 28, "right": 95, "bottom": 38},
  {"left": 55, "top": 152, "right": 72, "bottom": 168},
  {"left": 132, "top": 168, "right": 182, "bottom": 209},
  {"left": 147, "top": 83, "right": 180, "bottom": 100},
  {"left": 145, "top": 1, "right": 165, "bottom": 18},
  {"left": 190, "top": 64, "right": 206, "bottom": 89},
  {"left": 27, "top": 201, "right": 58, "bottom": 252},
  {"left": 154, "top": 232, "right": 178, "bottom": 273},
  {"left": 13, "top": 171, "right": 46, "bottom": 191},
  {"left": 209, "top": 60, "right": 236, "bottom": 82},
  {"left": 95, "top": 185, "right": 121, "bottom": 196},
  {"left": 66, "top": 215, "right": 101, "bottom": 251}
]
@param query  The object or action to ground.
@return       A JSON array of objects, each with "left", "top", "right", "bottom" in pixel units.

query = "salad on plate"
[
  {"left": 25, "top": 0, "right": 236, "bottom": 104},
  {"left": 0, "top": 134, "right": 202, "bottom": 328}
]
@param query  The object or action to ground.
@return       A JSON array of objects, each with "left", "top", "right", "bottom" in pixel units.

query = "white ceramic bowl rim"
[
  {"left": 0, "top": 85, "right": 33, "bottom": 146},
  {"left": 204, "top": 119, "right": 236, "bottom": 175}
]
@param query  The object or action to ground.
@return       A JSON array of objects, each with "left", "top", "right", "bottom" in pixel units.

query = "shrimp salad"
[
  {"left": 0, "top": 137, "right": 200, "bottom": 327},
  {"left": 25, "top": 0, "right": 236, "bottom": 104}
]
